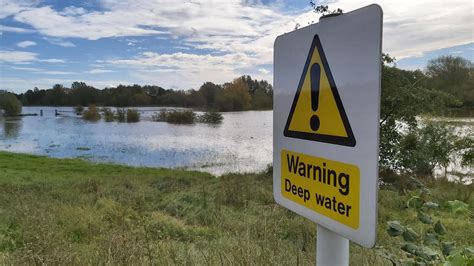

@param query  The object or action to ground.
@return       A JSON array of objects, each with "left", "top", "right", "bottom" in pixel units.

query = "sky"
[{"left": 0, "top": 0, "right": 472, "bottom": 93}]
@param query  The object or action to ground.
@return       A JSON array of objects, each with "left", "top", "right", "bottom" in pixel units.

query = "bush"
[
  {"left": 0, "top": 92, "right": 22, "bottom": 116},
  {"left": 126, "top": 109, "right": 140, "bottom": 123},
  {"left": 101, "top": 108, "right": 115, "bottom": 122},
  {"left": 82, "top": 105, "right": 101, "bottom": 121},
  {"left": 383, "top": 180, "right": 473, "bottom": 265},
  {"left": 198, "top": 111, "right": 223, "bottom": 124},
  {"left": 153, "top": 110, "right": 196, "bottom": 124},
  {"left": 116, "top": 108, "right": 126, "bottom": 122},
  {"left": 74, "top": 106, "right": 84, "bottom": 115},
  {"left": 398, "top": 121, "right": 466, "bottom": 177}
]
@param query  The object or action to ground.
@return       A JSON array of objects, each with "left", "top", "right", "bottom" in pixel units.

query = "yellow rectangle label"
[{"left": 281, "top": 149, "right": 360, "bottom": 229}]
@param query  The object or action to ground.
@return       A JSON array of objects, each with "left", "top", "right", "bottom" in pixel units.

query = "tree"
[
  {"left": 379, "top": 55, "right": 452, "bottom": 171},
  {"left": 0, "top": 91, "right": 22, "bottom": 116},
  {"left": 310, "top": 1, "right": 343, "bottom": 16},
  {"left": 217, "top": 78, "right": 252, "bottom": 111},
  {"left": 199, "top": 82, "right": 221, "bottom": 108},
  {"left": 426, "top": 56, "right": 473, "bottom": 107}
]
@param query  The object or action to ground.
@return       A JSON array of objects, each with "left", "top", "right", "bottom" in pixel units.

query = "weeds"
[
  {"left": 82, "top": 105, "right": 101, "bottom": 121},
  {"left": 126, "top": 109, "right": 140, "bottom": 122},
  {"left": 116, "top": 108, "right": 126, "bottom": 122},
  {"left": 74, "top": 105, "right": 84, "bottom": 115},
  {"left": 198, "top": 112, "right": 223, "bottom": 124},
  {"left": 0, "top": 152, "right": 472, "bottom": 265},
  {"left": 153, "top": 110, "right": 223, "bottom": 124},
  {"left": 101, "top": 107, "right": 115, "bottom": 122},
  {"left": 153, "top": 110, "right": 196, "bottom": 124}
]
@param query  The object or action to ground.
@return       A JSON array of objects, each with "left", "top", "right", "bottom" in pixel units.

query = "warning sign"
[
  {"left": 281, "top": 149, "right": 360, "bottom": 229},
  {"left": 273, "top": 4, "right": 383, "bottom": 247},
  {"left": 284, "top": 35, "right": 355, "bottom": 147}
]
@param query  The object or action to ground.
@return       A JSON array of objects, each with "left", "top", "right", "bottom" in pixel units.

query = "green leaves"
[
  {"left": 401, "top": 243, "right": 419, "bottom": 254},
  {"left": 402, "top": 227, "right": 419, "bottom": 242},
  {"left": 434, "top": 220, "right": 447, "bottom": 235},
  {"left": 387, "top": 221, "right": 405, "bottom": 237},
  {"left": 446, "top": 200, "right": 470, "bottom": 215},
  {"left": 401, "top": 243, "right": 439, "bottom": 261},
  {"left": 423, "top": 201, "right": 439, "bottom": 209},
  {"left": 417, "top": 211, "right": 433, "bottom": 224},
  {"left": 442, "top": 242, "right": 456, "bottom": 256},
  {"left": 424, "top": 233, "right": 439, "bottom": 246}
]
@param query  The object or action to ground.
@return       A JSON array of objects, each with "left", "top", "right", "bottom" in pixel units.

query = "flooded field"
[
  {"left": 0, "top": 107, "right": 471, "bottom": 181},
  {"left": 0, "top": 107, "right": 272, "bottom": 175}
]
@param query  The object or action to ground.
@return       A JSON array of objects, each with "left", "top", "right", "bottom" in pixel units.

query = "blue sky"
[{"left": 0, "top": 0, "right": 472, "bottom": 93}]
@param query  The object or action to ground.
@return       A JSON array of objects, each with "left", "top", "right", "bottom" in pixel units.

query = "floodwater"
[
  {"left": 0, "top": 107, "right": 272, "bottom": 175},
  {"left": 0, "top": 107, "right": 472, "bottom": 182}
]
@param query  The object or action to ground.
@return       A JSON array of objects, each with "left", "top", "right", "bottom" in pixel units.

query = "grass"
[
  {"left": 82, "top": 105, "right": 101, "bottom": 121},
  {"left": 0, "top": 151, "right": 472, "bottom": 265},
  {"left": 126, "top": 109, "right": 140, "bottom": 123},
  {"left": 153, "top": 110, "right": 196, "bottom": 124}
]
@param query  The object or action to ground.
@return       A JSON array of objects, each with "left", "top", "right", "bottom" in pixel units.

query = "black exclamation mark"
[{"left": 310, "top": 63, "right": 321, "bottom": 131}]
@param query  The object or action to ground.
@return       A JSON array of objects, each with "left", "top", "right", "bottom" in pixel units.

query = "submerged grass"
[{"left": 0, "top": 152, "right": 472, "bottom": 264}]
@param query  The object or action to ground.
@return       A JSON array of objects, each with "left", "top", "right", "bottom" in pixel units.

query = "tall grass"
[
  {"left": 126, "top": 109, "right": 140, "bottom": 123},
  {"left": 0, "top": 152, "right": 472, "bottom": 265},
  {"left": 82, "top": 105, "right": 101, "bottom": 121},
  {"left": 153, "top": 110, "right": 223, "bottom": 124},
  {"left": 198, "top": 111, "right": 223, "bottom": 124},
  {"left": 116, "top": 108, "right": 126, "bottom": 122},
  {"left": 101, "top": 107, "right": 115, "bottom": 122},
  {"left": 153, "top": 110, "right": 196, "bottom": 124},
  {"left": 74, "top": 105, "right": 84, "bottom": 115}
]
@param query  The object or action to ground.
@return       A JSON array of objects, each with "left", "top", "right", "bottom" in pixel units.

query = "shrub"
[
  {"left": 151, "top": 110, "right": 167, "bottom": 122},
  {"left": 153, "top": 110, "right": 196, "bottom": 124},
  {"left": 198, "top": 111, "right": 223, "bottom": 124},
  {"left": 398, "top": 121, "right": 466, "bottom": 177},
  {"left": 126, "top": 109, "right": 140, "bottom": 123},
  {"left": 383, "top": 179, "right": 473, "bottom": 265},
  {"left": 82, "top": 105, "right": 101, "bottom": 121},
  {"left": 74, "top": 106, "right": 84, "bottom": 115},
  {"left": 0, "top": 92, "right": 22, "bottom": 116},
  {"left": 116, "top": 108, "right": 126, "bottom": 122},
  {"left": 101, "top": 108, "right": 115, "bottom": 122}
]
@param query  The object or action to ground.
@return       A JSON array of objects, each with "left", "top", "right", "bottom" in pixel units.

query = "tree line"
[
  {"left": 379, "top": 55, "right": 473, "bottom": 177},
  {"left": 14, "top": 75, "right": 273, "bottom": 112}
]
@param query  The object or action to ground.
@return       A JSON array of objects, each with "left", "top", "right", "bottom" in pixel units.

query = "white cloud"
[
  {"left": 258, "top": 68, "right": 270, "bottom": 74},
  {"left": 13, "top": 5, "right": 167, "bottom": 40},
  {"left": 60, "top": 6, "right": 87, "bottom": 16},
  {"left": 0, "top": 0, "right": 39, "bottom": 19},
  {"left": 1, "top": 0, "right": 472, "bottom": 89},
  {"left": 0, "top": 24, "right": 34, "bottom": 33},
  {"left": 9, "top": 65, "right": 74, "bottom": 75},
  {"left": 42, "top": 71, "right": 75, "bottom": 75},
  {"left": 43, "top": 37, "right": 76, "bottom": 47},
  {"left": 39, "top": 58, "right": 66, "bottom": 63},
  {"left": 0, "top": 77, "right": 132, "bottom": 93},
  {"left": 17, "top": 40, "right": 37, "bottom": 48},
  {"left": 0, "top": 50, "right": 65, "bottom": 64},
  {"left": 104, "top": 51, "right": 269, "bottom": 88},
  {"left": 326, "top": 0, "right": 473, "bottom": 59},
  {"left": 10, "top": 66, "right": 41, "bottom": 71},
  {"left": 0, "top": 50, "right": 37, "bottom": 63},
  {"left": 85, "top": 69, "right": 114, "bottom": 74}
]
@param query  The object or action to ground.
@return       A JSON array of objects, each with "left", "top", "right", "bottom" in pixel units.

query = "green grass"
[{"left": 0, "top": 152, "right": 472, "bottom": 265}]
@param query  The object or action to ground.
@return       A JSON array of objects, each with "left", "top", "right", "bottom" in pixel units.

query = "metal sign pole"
[{"left": 316, "top": 225, "right": 349, "bottom": 266}]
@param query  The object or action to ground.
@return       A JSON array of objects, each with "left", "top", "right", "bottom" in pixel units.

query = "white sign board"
[{"left": 273, "top": 4, "right": 382, "bottom": 248}]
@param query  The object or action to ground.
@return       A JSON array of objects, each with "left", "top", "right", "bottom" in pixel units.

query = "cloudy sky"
[{"left": 0, "top": 0, "right": 472, "bottom": 93}]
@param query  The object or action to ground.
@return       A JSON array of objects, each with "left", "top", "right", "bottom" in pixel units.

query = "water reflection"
[
  {"left": 0, "top": 107, "right": 273, "bottom": 175},
  {"left": 1, "top": 118, "right": 22, "bottom": 139}
]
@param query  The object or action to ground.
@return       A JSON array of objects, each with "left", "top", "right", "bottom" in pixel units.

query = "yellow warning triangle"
[{"left": 284, "top": 35, "right": 356, "bottom": 147}]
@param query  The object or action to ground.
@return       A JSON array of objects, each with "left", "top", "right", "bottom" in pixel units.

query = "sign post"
[{"left": 273, "top": 4, "right": 383, "bottom": 265}]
